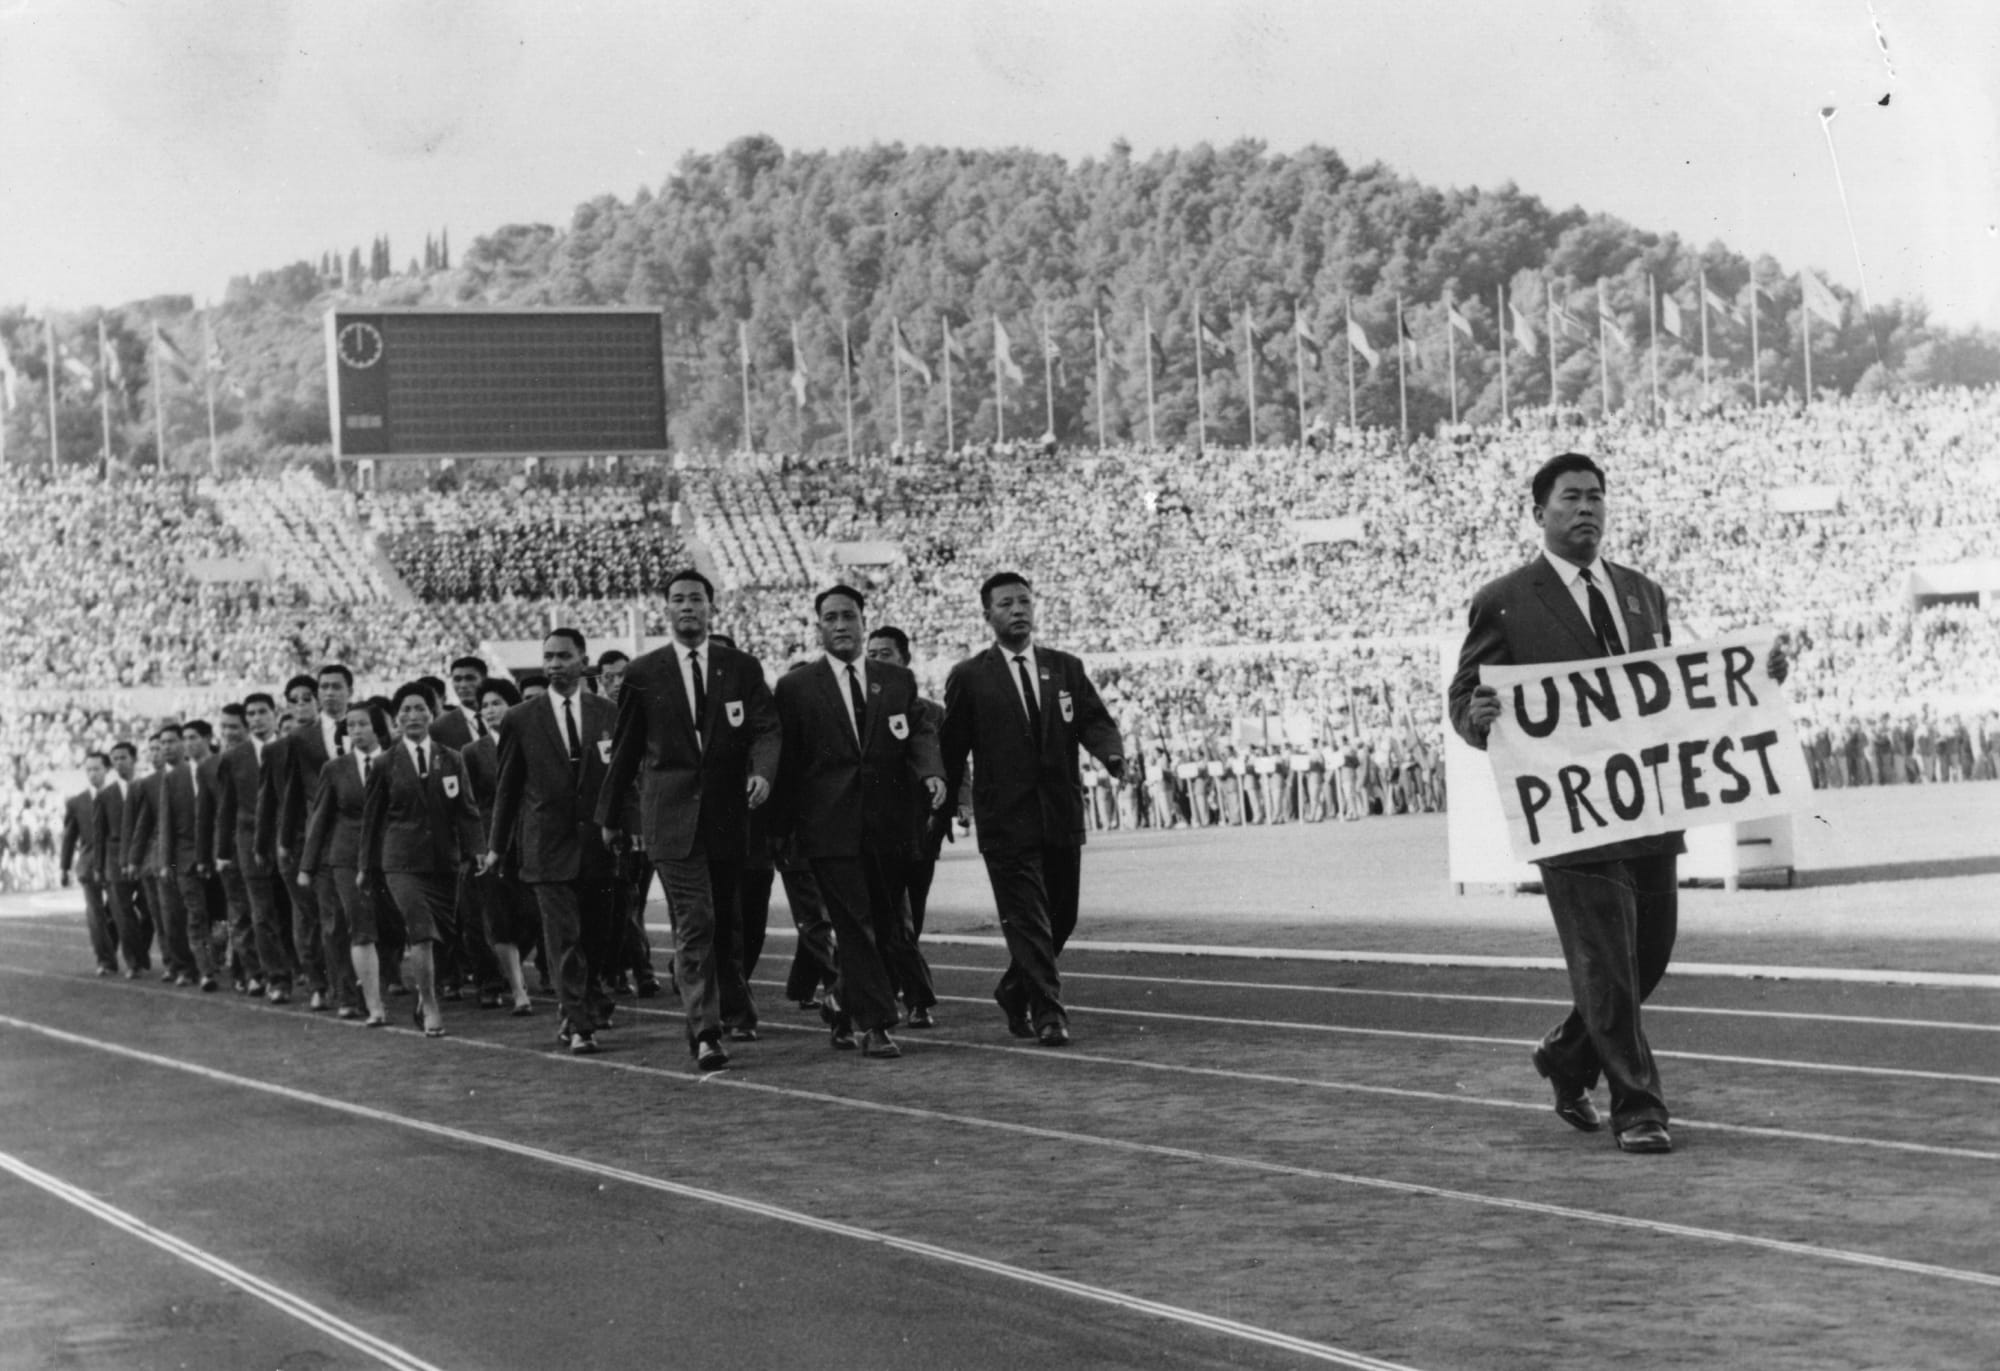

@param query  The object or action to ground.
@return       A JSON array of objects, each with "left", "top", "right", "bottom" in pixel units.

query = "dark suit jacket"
[
  {"left": 490, "top": 690, "right": 632, "bottom": 883},
  {"left": 463, "top": 735, "right": 501, "bottom": 825},
  {"left": 272, "top": 725, "right": 336, "bottom": 856},
  {"left": 940, "top": 643, "right": 1125, "bottom": 854},
  {"left": 126, "top": 766, "right": 201, "bottom": 875},
  {"left": 214, "top": 739, "right": 271, "bottom": 866},
  {"left": 595, "top": 638, "right": 780, "bottom": 863},
  {"left": 429, "top": 706, "right": 481, "bottom": 751},
  {"left": 61, "top": 790, "right": 99, "bottom": 879},
  {"left": 1447, "top": 553, "right": 1684, "bottom": 867},
  {"left": 302, "top": 752, "right": 372, "bottom": 873},
  {"left": 194, "top": 753, "right": 226, "bottom": 873},
  {"left": 93, "top": 781, "right": 131, "bottom": 882},
  {"left": 359, "top": 741, "right": 482, "bottom": 876},
  {"left": 774, "top": 657, "right": 942, "bottom": 860}
]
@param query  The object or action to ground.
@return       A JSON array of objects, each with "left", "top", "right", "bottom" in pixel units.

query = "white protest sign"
[{"left": 1480, "top": 628, "right": 1810, "bottom": 863}]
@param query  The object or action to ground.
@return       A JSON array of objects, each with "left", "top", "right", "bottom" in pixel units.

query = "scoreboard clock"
[{"left": 325, "top": 308, "right": 669, "bottom": 458}]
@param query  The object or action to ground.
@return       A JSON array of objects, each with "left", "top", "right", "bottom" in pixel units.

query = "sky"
[{"left": 3, "top": 0, "right": 1998, "bottom": 328}]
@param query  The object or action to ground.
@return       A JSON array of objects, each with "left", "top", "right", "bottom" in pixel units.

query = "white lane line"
[
  {"left": 0, "top": 1016, "right": 1423, "bottom": 1371},
  {"left": 7, "top": 1012, "right": 1996, "bottom": 1298},
  {"left": 0, "top": 1148, "right": 450, "bottom": 1371},
  {"left": 921, "top": 965, "right": 2000, "bottom": 1035}
]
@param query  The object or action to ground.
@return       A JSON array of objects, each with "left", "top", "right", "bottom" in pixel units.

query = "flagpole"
[
  {"left": 1545, "top": 287, "right": 1558, "bottom": 410},
  {"left": 891, "top": 317, "right": 905, "bottom": 450},
  {"left": 202, "top": 310, "right": 219, "bottom": 477},
  {"left": 841, "top": 316, "right": 856, "bottom": 462},
  {"left": 1595, "top": 280, "right": 1610, "bottom": 419},
  {"left": 1093, "top": 309, "right": 1106, "bottom": 450},
  {"left": 1293, "top": 302, "right": 1307, "bottom": 447},
  {"left": 45, "top": 317, "right": 60, "bottom": 474},
  {"left": 942, "top": 319, "right": 955, "bottom": 453},
  {"left": 1801, "top": 276, "right": 1813, "bottom": 407},
  {"left": 1343, "top": 298, "right": 1357, "bottom": 431},
  {"left": 152, "top": 324, "right": 168, "bottom": 470},
  {"left": 1394, "top": 295, "right": 1408, "bottom": 448},
  {"left": 97, "top": 317, "right": 114, "bottom": 474},
  {"left": 993, "top": 318, "right": 1004, "bottom": 446},
  {"left": 1648, "top": 276, "right": 1661, "bottom": 425},
  {"left": 1497, "top": 285, "right": 1509, "bottom": 426},
  {"left": 1749, "top": 280, "right": 1762, "bottom": 408},
  {"left": 1243, "top": 310, "right": 1257, "bottom": 449},
  {"left": 1041, "top": 307, "right": 1055, "bottom": 440},
  {"left": 1698, "top": 267, "right": 1711, "bottom": 406},
  {"left": 1445, "top": 294, "right": 1458, "bottom": 426},
  {"left": 1142, "top": 303, "right": 1157, "bottom": 448},
  {"left": 1192, "top": 293, "right": 1207, "bottom": 451},
  {"left": 738, "top": 320, "right": 753, "bottom": 455}
]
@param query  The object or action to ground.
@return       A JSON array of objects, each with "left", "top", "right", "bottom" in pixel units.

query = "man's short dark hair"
[
  {"left": 183, "top": 720, "right": 215, "bottom": 741},
  {"left": 666, "top": 568, "right": 715, "bottom": 602},
  {"left": 84, "top": 750, "right": 111, "bottom": 768},
  {"left": 597, "top": 649, "right": 629, "bottom": 668},
  {"left": 317, "top": 663, "right": 355, "bottom": 688},
  {"left": 391, "top": 681, "right": 435, "bottom": 716},
  {"left": 243, "top": 692, "right": 276, "bottom": 712},
  {"left": 546, "top": 627, "right": 588, "bottom": 655},
  {"left": 155, "top": 723, "right": 182, "bottom": 742},
  {"left": 283, "top": 674, "right": 319, "bottom": 701},
  {"left": 516, "top": 671, "right": 549, "bottom": 691},
  {"left": 450, "top": 655, "right": 488, "bottom": 676},
  {"left": 480, "top": 677, "right": 523, "bottom": 709},
  {"left": 980, "top": 571, "right": 1031, "bottom": 608},
  {"left": 867, "top": 626, "right": 911, "bottom": 663},
  {"left": 220, "top": 703, "right": 247, "bottom": 724},
  {"left": 815, "top": 584, "right": 866, "bottom": 616},
  {"left": 418, "top": 676, "right": 447, "bottom": 708},
  {"left": 110, "top": 741, "right": 137, "bottom": 760},
  {"left": 1530, "top": 453, "right": 1607, "bottom": 508}
]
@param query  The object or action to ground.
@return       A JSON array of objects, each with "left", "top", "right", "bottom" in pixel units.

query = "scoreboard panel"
[{"left": 326, "top": 308, "right": 668, "bottom": 458}]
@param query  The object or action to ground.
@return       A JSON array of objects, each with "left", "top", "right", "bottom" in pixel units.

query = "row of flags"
[
  {"left": 0, "top": 317, "right": 232, "bottom": 414},
  {"left": 759, "top": 269, "right": 1850, "bottom": 401}
]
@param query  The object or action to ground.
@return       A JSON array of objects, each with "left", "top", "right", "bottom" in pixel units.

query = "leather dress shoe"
[
  {"left": 830, "top": 1022, "right": 858, "bottom": 1051},
  {"left": 199, "top": 977, "right": 219, "bottom": 993},
  {"left": 862, "top": 1027, "right": 902, "bottom": 1059},
  {"left": 695, "top": 1037, "right": 730, "bottom": 1071},
  {"left": 1532, "top": 1047, "right": 1604, "bottom": 1133},
  {"left": 725, "top": 1025, "right": 760, "bottom": 1042},
  {"left": 1615, "top": 1121, "right": 1674, "bottom": 1154},
  {"left": 904, "top": 1006, "right": 936, "bottom": 1029},
  {"left": 636, "top": 978, "right": 661, "bottom": 999},
  {"left": 1037, "top": 1021, "right": 1071, "bottom": 1048},
  {"left": 308, "top": 991, "right": 328, "bottom": 1012}
]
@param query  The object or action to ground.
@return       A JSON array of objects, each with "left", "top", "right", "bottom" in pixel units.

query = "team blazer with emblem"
[
  {"left": 301, "top": 751, "right": 372, "bottom": 874},
  {"left": 92, "top": 782, "right": 130, "bottom": 883},
  {"left": 939, "top": 644, "right": 1125, "bottom": 855},
  {"left": 773, "top": 657, "right": 943, "bottom": 860},
  {"left": 594, "top": 639, "right": 780, "bottom": 863},
  {"left": 489, "top": 690, "right": 634, "bottom": 883},
  {"left": 61, "top": 790, "right": 99, "bottom": 880},
  {"left": 359, "top": 742, "right": 482, "bottom": 876},
  {"left": 1447, "top": 554, "right": 1685, "bottom": 867},
  {"left": 214, "top": 740, "right": 271, "bottom": 866}
]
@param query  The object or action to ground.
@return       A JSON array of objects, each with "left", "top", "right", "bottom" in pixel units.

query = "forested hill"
[{"left": 10, "top": 136, "right": 2000, "bottom": 468}]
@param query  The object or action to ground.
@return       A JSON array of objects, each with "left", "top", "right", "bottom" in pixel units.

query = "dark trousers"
[
  {"left": 80, "top": 877, "right": 116, "bottom": 971},
  {"left": 174, "top": 867, "right": 220, "bottom": 981},
  {"left": 448, "top": 869, "right": 504, "bottom": 998},
  {"left": 148, "top": 870, "right": 196, "bottom": 978},
  {"left": 652, "top": 855, "right": 741, "bottom": 1053},
  {"left": 237, "top": 852, "right": 291, "bottom": 988},
  {"left": 981, "top": 844, "right": 1081, "bottom": 1031},
  {"left": 530, "top": 878, "right": 619, "bottom": 1032},
  {"left": 813, "top": 852, "right": 931, "bottom": 1032},
  {"left": 104, "top": 876, "right": 149, "bottom": 971},
  {"left": 617, "top": 861, "right": 659, "bottom": 987},
  {"left": 312, "top": 867, "right": 359, "bottom": 1011},
  {"left": 1537, "top": 853, "right": 1678, "bottom": 1132},
  {"left": 216, "top": 862, "right": 265, "bottom": 983},
  {"left": 278, "top": 852, "right": 327, "bottom": 993},
  {"left": 906, "top": 855, "right": 938, "bottom": 939},
  {"left": 729, "top": 866, "right": 772, "bottom": 1029},
  {"left": 780, "top": 866, "right": 838, "bottom": 1003}
]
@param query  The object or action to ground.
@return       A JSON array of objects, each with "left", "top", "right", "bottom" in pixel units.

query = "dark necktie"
[
  {"left": 689, "top": 651, "right": 706, "bottom": 734},
  {"left": 1578, "top": 567, "right": 1626, "bottom": 656},
  {"left": 846, "top": 664, "right": 867, "bottom": 741},
  {"left": 334, "top": 719, "right": 348, "bottom": 755},
  {"left": 416, "top": 743, "right": 429, "bottom": 779},
  {"left": 563, "top": 695, "right": 581, "bottom": 764},
  {"left": 473, "top": 711, "right": 487, "bottom": 739},
  {"left": 157, "top": 769, "right": 173, "bottom": 867},
  {"left": 1014, "top": 654, "right": 1042, "bottom": 738}
]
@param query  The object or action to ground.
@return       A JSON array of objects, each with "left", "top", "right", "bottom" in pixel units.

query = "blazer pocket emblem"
[
  {"left": 1625, "top": 594, "right": 1641, "bottom": 614},
  {"left": 888, "top": 713, "right": 909, "bottom": 740},
  {"left": 725, "top": 701, "right": 744, "bottom": 728},
  {"left": 597, "top": 738, "right": 613, "bottom": 763},
  {"left": 442, "top": 776, "right": 460, "bottom": 799},
  {"left": 1059, "top": 690, "right": 1074, "bottom": 722}
]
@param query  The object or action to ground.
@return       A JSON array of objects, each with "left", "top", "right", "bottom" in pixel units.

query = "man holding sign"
[{"left": 1449, "top": 454, "right": 1790, "bottom": 1156}]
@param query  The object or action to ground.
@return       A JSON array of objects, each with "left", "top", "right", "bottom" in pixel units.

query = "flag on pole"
[
  {"left": 1661, "top": 292, "right": 1684, "bottom": 339},
  {"left": 1801, "top": 270, "right": 1844, "bottom": 326},
  {"left": 1550, "top": 296, "right": 1588, "bottom": 341},
  {"left": 994, "top": 318, "right": 1023, "bottom": 385},
  {"left": 789, "top": 320, "right": 809, "bottom": 406},
  {"left": 154, "top": 324, "right": 194, "bottom": 382},
  {"left": 1398, "top": 312, "right": 1419, "bottom": 364},
  {"left": 1447, "top": 301, "right": 1474, "bottom": 339},
  {"left": 1702, "top": 283, "right": 1738, "bottom": 324},
  {"left": 1294, "top": 310, "right": 1323, "bottom": 365},
  {"left": 1198, "top": 316, "right": 1229, "bottom": 356},
  {"left": 891, "top": 319, "right": 932, "bottom": 386},
  {"left": 0, "top": 337, "right": 19, "bottom": 408},
  {"left": 1146, "top": 325, "right": 1166, "bottom": 377},
  {"left": 1510, "top": 302, "right": 1540, "bottom": 357},
  {"left": 1596, "top": 293, "right": 1627, "bottom": 351},
  {"left": 943, "top": 320, "right": 968, "bottom": 364},
  {"left": 52, "top": 326, "right": 95, "bottom": 394},
  {"left": 100, "top": 323, "right": 125, "bottom": 394},
  {"left": 1345, "top": 316, "right": 1379, "bottom": 369},
  {"left": 1041, "top": 314, "right": 1064, "bottom": 383}
]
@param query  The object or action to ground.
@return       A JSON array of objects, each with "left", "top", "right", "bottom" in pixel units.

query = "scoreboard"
[{"left": 325, "top": 308, "right": 668, "bottom": 458}]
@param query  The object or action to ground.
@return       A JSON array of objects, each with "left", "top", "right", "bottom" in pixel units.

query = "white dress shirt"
[
  {"left": 547, "top": 685, "right": 584, "bottom": 757},
  {"left": 677, "top": 638, "right": 710, "bottom": 742},
  {"left": 1004, "top": 642, "right": 1041, "bottom": 717},
  {"left": 825, "top": 653, "right": 867, "bottom": 740},
  {"left": 1543, "top": 550, "right": 1635, "bottom": 651}
]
